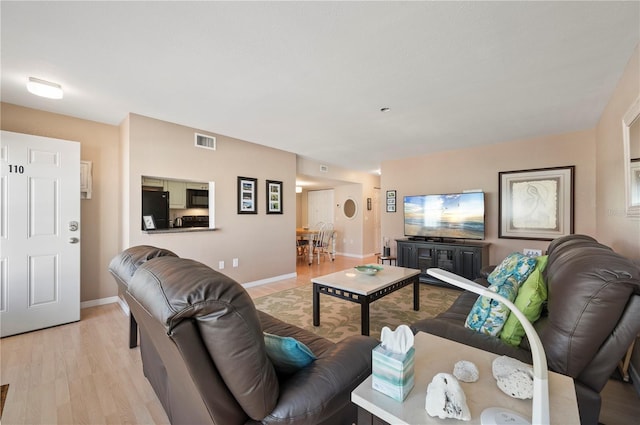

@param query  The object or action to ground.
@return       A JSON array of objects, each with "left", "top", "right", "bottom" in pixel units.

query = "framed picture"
[
  {"left": 266, "top": 180, "right": 283, "bottom": 214},
  {"left": 499, "top": 166, "right": 574, "bottom": 240},
  {"left": 142, "top": 215, "right": 156, "bottom": 230},
  {"left": 237, "top": 176, "right": 257, "bottom": 214},
  {"left": 386, "top": 190, "right": 397, "bottom": 212}
]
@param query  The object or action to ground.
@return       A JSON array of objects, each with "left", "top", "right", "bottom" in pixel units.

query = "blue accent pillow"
[
  {"left": 488, "top": 252, "right": 537, "bottom": 286},
  {"left": 465, "top": 253, "right": 537, "bottom": 336},
  {"left": 465, "top": 275, "right": 521, "bottom": 336},
  {"left": 264, "top": 332, "right": 317, "bottom": 375}
]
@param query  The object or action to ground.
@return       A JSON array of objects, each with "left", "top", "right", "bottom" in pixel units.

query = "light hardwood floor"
[
  {"left": 1, "top": 255, "right": 637, "bottom": 424},
  {"left": 244, "top": 253, "right": 377, "bottom": 298},
  {"left": 1, "top": 302, "right": 170, "bottom": 424}
]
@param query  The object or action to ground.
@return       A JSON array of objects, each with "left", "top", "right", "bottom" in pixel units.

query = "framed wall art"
[
  {"left": 386, "top": 190, "right": 397, "bottom": 213},
  {"left": 499, "top": 166, "right": 574, "bottom": 240},
  {"left": 237, "top": 176, "right": 257, "bottom": 214},
  {"left": 266, "top": 180, "right": 283, "bottom": 214},
  {"left": 142, "top": 215, "right": 156, "bottom": 230}
]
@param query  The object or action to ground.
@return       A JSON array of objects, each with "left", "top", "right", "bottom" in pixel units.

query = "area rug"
[{"left": 254, "top": 283, "right": 461, "bottom": 342}]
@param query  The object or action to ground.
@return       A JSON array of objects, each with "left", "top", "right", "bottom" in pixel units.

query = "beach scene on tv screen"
[{"left": 404, "top": 193, "right": 485, "bottom": 239}]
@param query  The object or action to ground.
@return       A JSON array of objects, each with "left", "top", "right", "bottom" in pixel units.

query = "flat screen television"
[{"left": 403, "top": 192, "right": 485, "bottom": 240}]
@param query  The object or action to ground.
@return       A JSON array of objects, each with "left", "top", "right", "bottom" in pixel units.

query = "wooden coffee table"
[{"left": 311, "top": 265, "right": 421, "bottom": 336}]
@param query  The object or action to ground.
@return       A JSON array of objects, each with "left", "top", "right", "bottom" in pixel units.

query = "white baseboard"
[
  {"left": 80, "top": 296, "right": 120, "bottom": 309},
  {"left": 336, "top": 252, "right": 368, "bottom": 259},
  {"left": 81, "top": 274, "right": 299, "bottom": 311},
  {"left": 116, "top": 296, "right": 130, "bottom": 316},
  {"left": 242, "top": 272, "right": 297, "bottom": 288}
]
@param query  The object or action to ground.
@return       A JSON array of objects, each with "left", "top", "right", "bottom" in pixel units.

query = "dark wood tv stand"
[{"left": 396, "top": 239, "right": 490, "bottom": 288}]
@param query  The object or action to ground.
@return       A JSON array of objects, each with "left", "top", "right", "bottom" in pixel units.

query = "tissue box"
[{"left": 371, "top": 344, "right": 415, "bottom": 401}]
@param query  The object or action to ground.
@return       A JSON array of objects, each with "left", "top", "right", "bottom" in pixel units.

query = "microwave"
[{"left": 186, "top": 189, "right": 209, "bottom": 208}]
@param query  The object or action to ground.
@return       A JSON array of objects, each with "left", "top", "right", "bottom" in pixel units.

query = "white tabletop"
[
  {"left": 352, "top": 332, "right": 579, "bottom": 424},
  {"left": 311, "top": 265, "right": 420, "bottom": 295}
]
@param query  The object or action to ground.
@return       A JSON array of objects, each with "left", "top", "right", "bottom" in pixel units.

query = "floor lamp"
[{"left": 426, "top": 268, "right": 550, "bottom": 425}]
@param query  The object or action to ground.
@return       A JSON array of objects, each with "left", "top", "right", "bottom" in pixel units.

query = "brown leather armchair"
[
  {"left": 109, "top": 246, "right": 378, "bottom": 425},
  {"left": 411, "top": 234, "right": 640, "bottom": 425},
  {"left": 108, "top": 245, "right": 178, "bottom": 348}
]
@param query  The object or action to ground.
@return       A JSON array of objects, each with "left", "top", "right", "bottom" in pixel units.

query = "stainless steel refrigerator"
[{"left": 142, "top": 190, "right": 170, "bottom": 229}]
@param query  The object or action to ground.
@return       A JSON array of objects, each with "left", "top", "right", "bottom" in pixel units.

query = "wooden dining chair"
[
  {"left": 310, "top": 222, "right": 334, "bottom": 265},
  {"left": 297, "top": 222, "right": 323, "bottom": 262}
]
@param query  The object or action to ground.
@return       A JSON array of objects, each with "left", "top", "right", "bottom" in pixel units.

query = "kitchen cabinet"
[
  {"left": 164, "top": 180, "right": 187, "bottom": 209},
  {"left": 396, "top": 239, "right": 490, "bottom": 289},
  {"left": 142, "top": 176, "right": 164, "bottom": 188},
  {"left": 186, "top": 182, "right": 208, "bottom": 190}
]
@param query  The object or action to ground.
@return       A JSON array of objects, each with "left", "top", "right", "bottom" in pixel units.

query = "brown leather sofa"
[
  {"left": 109, "top": 246, "right": 378, "bottom": 425},
  {"left": 411, "top": 234, "right": 640, "bottom": 425}
]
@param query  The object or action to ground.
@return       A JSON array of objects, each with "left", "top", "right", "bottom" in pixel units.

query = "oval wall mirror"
[
  {"left": 623, "top": 96, "right": 640, "bottom": 217},
  {"left": 343, "top": 198, "right": 357, "bottom": 219}
]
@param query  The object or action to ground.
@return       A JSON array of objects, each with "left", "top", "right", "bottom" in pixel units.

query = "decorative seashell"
[
  {"left": 492, "top": 356, "right": 534, "bottom": 399},
  {"left": 453, "top": 360, "right": 479, "bottom": 383},
  {"left": 425, "top": 373, "right": 471, "bottom": 421}
]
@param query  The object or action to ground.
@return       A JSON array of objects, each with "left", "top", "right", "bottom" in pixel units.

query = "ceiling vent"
[{"left": 195, "top": 133, "right": 216, "bottom": 150}]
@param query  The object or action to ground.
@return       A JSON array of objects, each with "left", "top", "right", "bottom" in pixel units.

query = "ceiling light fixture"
[{"left": 27, "top": 77, "right": 64, "bottom": 99}]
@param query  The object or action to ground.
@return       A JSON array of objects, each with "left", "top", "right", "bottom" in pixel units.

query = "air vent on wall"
[
  {"left": 195, "top": 133, "right": 216, "bottom": 150},
  {"left": 320, "top": 164, "right": 329, "bottom": 173}
]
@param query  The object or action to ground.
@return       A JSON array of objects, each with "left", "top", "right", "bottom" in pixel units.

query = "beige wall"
[
  {"left": 334, "top": 184, "right": 364, "bottom": 256},
  {"left": 1, "top": 103, "right": 121, "bottom": 302},
  {"left": 381, "top": 45, "right": 640, "bottom": 263},
  {"left": 381, "top": 129, "right": 597, "bottom": 263},
  {"left": 596, "top": 44, "right": 640, "bottom": 386},
  {"left": 123, "top": 114, "right": 297, "bottom": 284},
  {"left": 596, "top": 45, "right": 640, "bottom": 258},
  {"left": 296, "top": 190, "right": 308, "bottom": 228}
]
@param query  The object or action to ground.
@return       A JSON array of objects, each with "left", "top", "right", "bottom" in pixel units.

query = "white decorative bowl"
[{"left": 354, "top": 265, "right": 383, "bottom": 275}]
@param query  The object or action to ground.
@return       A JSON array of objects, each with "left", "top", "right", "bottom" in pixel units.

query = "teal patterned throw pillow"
[
  {"left": 465, "top": 252, "right": 537, "bottom": 336},
  {"left": 487, "top": 252, "right": 537, "bottom": 286},
  {"left": 465, "top": 276, "right": 521, "bottom": 336}
]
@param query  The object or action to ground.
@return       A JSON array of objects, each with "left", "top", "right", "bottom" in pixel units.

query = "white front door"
[
  {"left": 1, "top": 131, "right": 81, "bottom": 337},
  {"left": 307, "top": 189, "right": 335, "bottom": 226}
]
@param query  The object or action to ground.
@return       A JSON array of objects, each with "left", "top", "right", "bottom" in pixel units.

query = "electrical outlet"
[
  {"left": 218, "top": 260, "right": 225, "bottom": 270},
  {"left": 233, "top": 258, "right": 239, "bottom": 268},
  {"left": 523, "top": 248, "right": 542, "bottom": 257}
]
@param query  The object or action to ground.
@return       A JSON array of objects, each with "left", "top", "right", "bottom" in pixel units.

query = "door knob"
[{"left": 69, "top": 237, "right": 79, "bottom": 244}]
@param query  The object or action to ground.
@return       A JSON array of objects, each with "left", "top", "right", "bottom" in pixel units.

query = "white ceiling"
[{"left": 2, "top": 1, "right": 639, "bottom": 175}]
